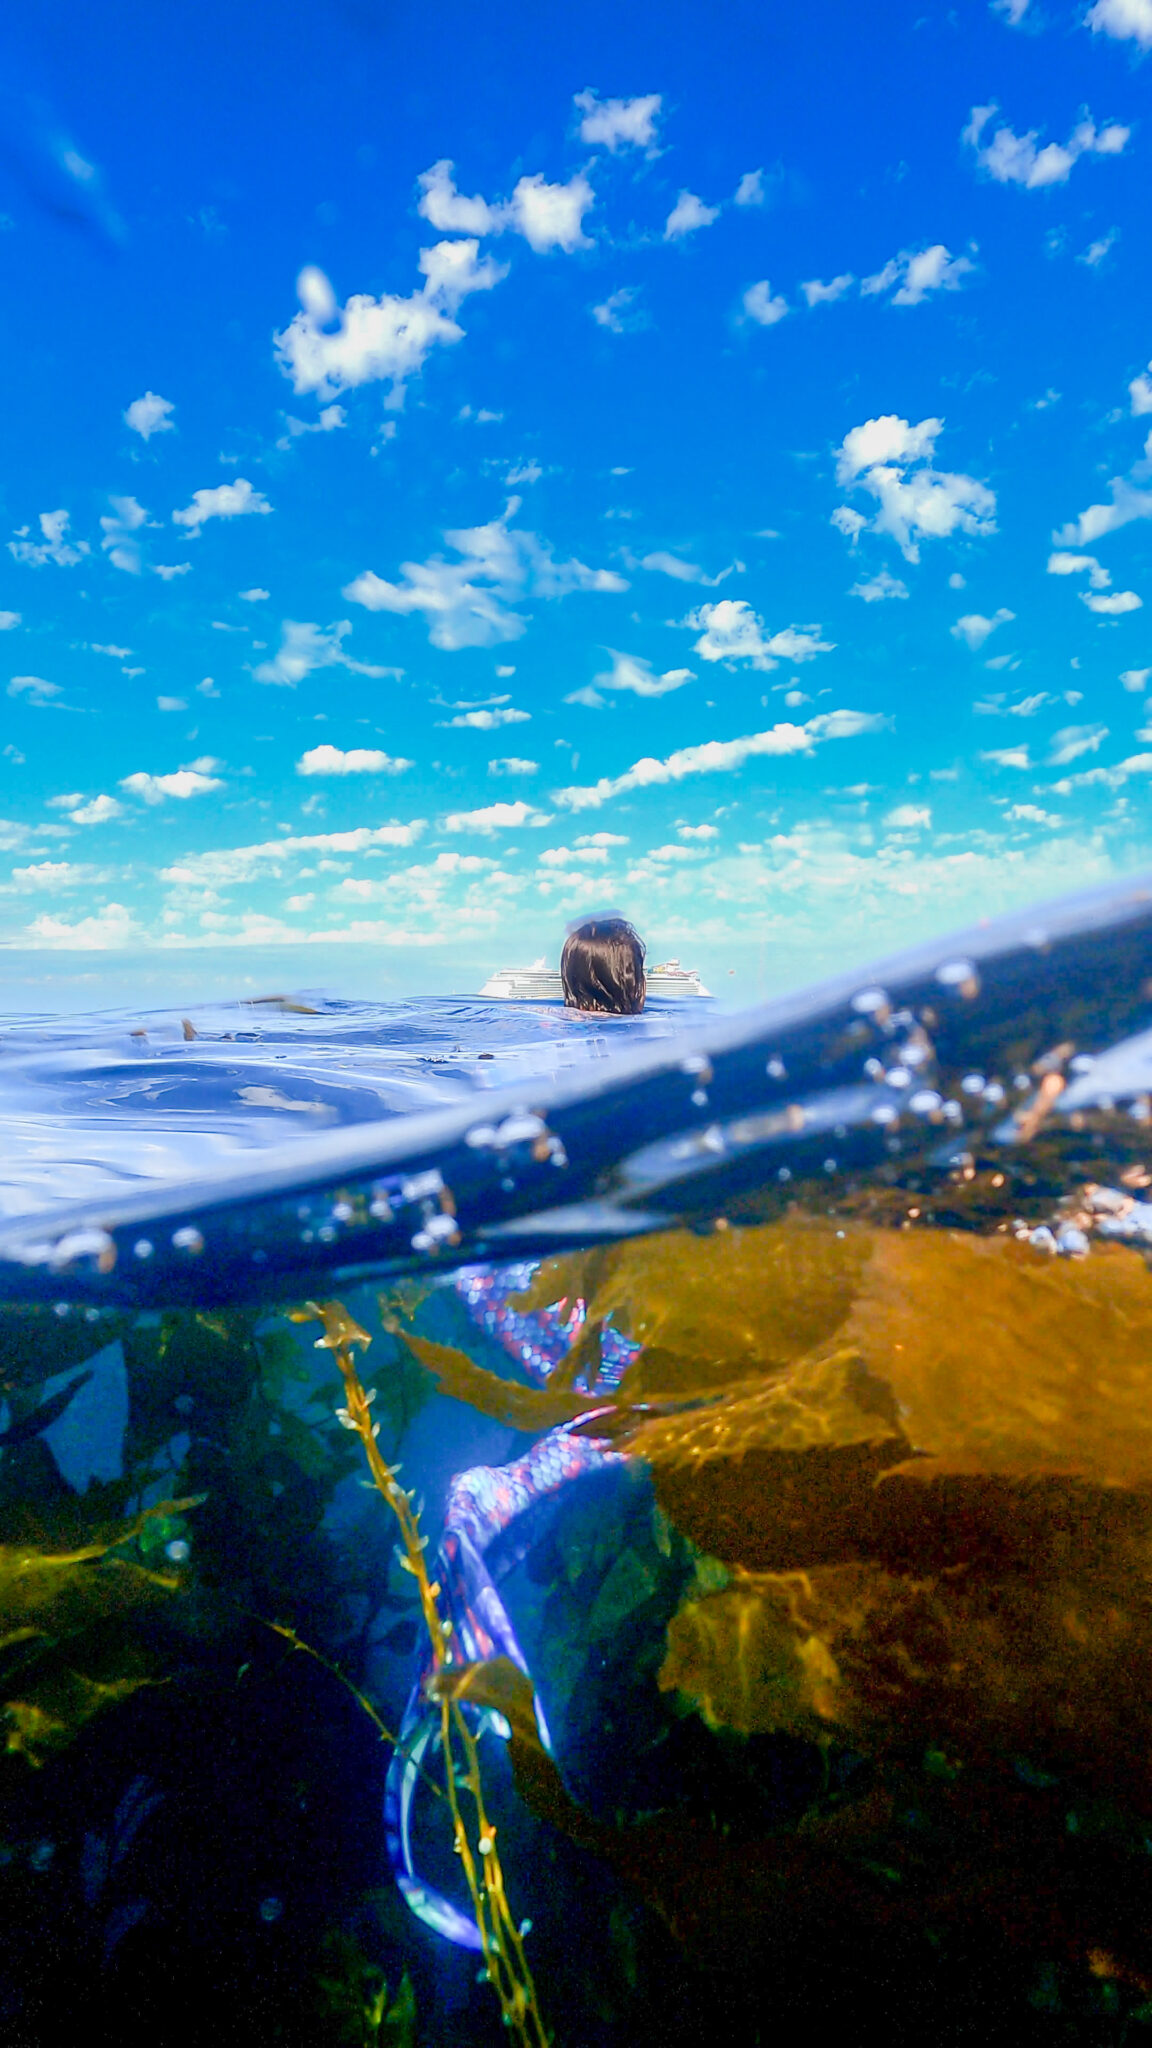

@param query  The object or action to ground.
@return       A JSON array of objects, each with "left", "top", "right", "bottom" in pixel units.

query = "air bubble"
[{"left": 936, "top": 959, "right": 980, "bottom": 995}]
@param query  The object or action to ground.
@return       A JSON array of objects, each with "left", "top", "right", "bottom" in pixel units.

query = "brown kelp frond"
[
  {"left": 290, "top": 1302, "right": 550, "bottom": 2048},
  {"left": 390, "top": 1328, "right": 594, "bottom": 1433},
  {"left": 511, "top": 1220, "right": 872, "bottom": 1396}
]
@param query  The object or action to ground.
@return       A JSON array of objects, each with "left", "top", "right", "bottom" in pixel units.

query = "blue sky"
[{"left": 1, "top": 0, "right": 1150, "bottom": 1008}]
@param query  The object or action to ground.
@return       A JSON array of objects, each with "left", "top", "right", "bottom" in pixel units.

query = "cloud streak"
[{"left": 552, "top": 709, "right": 883, "bottom": 810}]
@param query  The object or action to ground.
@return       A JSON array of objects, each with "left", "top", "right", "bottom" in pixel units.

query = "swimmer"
[{"left": 560, "top": 916, "right": 646, "bottom": 1014}]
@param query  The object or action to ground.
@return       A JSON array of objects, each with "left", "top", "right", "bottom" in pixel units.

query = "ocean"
[{"left": 3, "top": 873, "right": 1152, "bottom": 2046}]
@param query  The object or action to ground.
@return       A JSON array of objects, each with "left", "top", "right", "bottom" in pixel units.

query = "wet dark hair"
[{"left": 560, "top": 918, "right": 646, "bottom": 1014}]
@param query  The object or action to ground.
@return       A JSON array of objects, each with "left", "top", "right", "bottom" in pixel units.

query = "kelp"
[
  {"left": 0, "top": 1497, "right": 198, "bottom": 1766},
  {"left": 290, "top": 1303, "right": 549, "bottom": 2048},
  {"left": 389, "top": 1327, "right": 595, "bottom": 1433},
  {"left": 310, "top": 1932, "right": 417, "bottom": 2048},
  {"left": 659, "top": 1561, "right": 1152, "bottom": 1788},
  {"left": 513, "top": 1219, "right": 872, "bottom": 1396},
  {"left": 441, "top": 1656, "right": 1152, "bottom": 1998}
]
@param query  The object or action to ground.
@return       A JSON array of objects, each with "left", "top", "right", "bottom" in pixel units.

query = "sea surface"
[{"left": 4, "top": 877, "right": 1152, "bottom": 2046}]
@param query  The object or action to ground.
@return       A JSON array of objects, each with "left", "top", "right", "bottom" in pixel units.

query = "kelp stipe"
[{"left": 290, "top": 1301, "right": 550, "bottom": 2048}]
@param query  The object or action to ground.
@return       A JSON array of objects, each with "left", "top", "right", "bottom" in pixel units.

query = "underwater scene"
[{"left": 7, "top": 876, "right": 1152, "bottom": 2046}]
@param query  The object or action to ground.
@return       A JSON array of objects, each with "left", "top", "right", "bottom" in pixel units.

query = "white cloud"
[
  {"left": 417, "top": 161, "right": 503, "bottom": 235},
  {"left": 507, "top": 172, "right": 597, "bottom": 252},
  {"left": 1049, "top": 724, "right": 1108, "bottom": 765},
  {"left": 0, "top": 611, "right": 20, "bottom": 630},
  {"left": 981, "top": 746, "right": 1031, "bottom": 768},
  {"left": 488, "top": 756, "right": 538, "bottom": 776},
  {"left": 665, "top": 190, "right": 720, "bottom": 240},
  {"left": 1048, "top": 550, "right": 1111, "bottom": 588},
  {"left": 994, "top": 0, "right": 1032, "bottom": 23},
  {"left": 742, "top": 280, "right": 789, "bottom": 326},
  {"left": 1087, "top": 0, "right": 1152, "bottom": 49},
  {"left": 439, "top": 705, "right": 531, "bottom": 728},
  {"left": 92, "top": 642, "right": 132, "bottom": 658},
  {"left": 734, "top": 169, "right": 766, "bottom": 206},
  {"left": 296, "top": 745, "right": 412, "bottom": 775},
  {"left": 1050, "top": 751, "right": 1152, "bottom": 794},
  {"left": 100, "top": 494, "right": 150, "bottom": 574},
  {"left": 686, "top": 598, "right": 833, "bottom": 669},
  {"left": 862, "top": 244, "right": 975, "bottom": 305},
  {"left": 68, "top": 794, "right": 124, "bottom": 825},
  {"left": 800, "top": 273, "right": 855, "bottom": 307},
  {"left": 552, "top": 707, "right": 882, "bottom": 810},
  {"left": 124, "top": 392, "right": 175, "bottom": 440},
  {"left": 1080, "top": 228, "right": 1119, "bottom": 268},
  {"left": 8, "top": 510, "right": 88, "bottom": 568},
  {"left": 677, "top": 823, "right": 718, "bottom": 840},
  {"left": 851, "top": 569, "right": 909, "bottom": 602},
  {"left": 417, "top": 161, "right": 594, "bottom": 253},
  {"left": 172, "top": 478, "right": 271, "bottom": 536},
  {"left": 273, "top": 259, "right": 465, "bottom": 409},
  {"left": 1121, "top": 668, "right": 1151, "bottom": 692},
  {"left": 891, "top": 245, "right": 975, "bottom": 305},
  {"left": 592, "top": 286, "right": 646, "bottom": 333},
  {"left": 1131, "top": 365, "right": 1152, "bottom": 416},
  {"left": 120, "top": 767, "right": 224, "bottom": 804},
  {"left": 163, "top": 822, "right": 426, "bottom": 887},
  {"left": 417, "top": 238, "right": 509, "bottom": 312},
  {"left": 834, "top": 414, "right": 996, "bottom": 563},
  {"left": 1006, "top": 804, "right": 1062, "bottom": 825},
  {"left": 572, "top": 651, "right": 694, "bottom": 703},
  {"left": 154, "top": 562, "right": 191, "bottom": 581},
  {"left": 577, "top": 830, "right": 629, "bottom": 846},
  {"left": 8, "top": 860, "right": 102, "bottom": 889},
  {"left": 8, "top": 675, "right": 61, "bottom": 706},
  {"left": 884, "top": 804, "right": 931, "bottom": 829},
  {"left": 343, "top": 500, "right": 626, "bottom": 651},
  {"left": 1054, "top": 479, "right": 1152, "bottom": 547},
  {"left": 640, "top": 550, "right": 736, "bottom": 585},
  {"left": 441, "top": 799, "right": 552, "bottom": 832},
  {"left": 574, "top": 90, "right": 661, "bottom": 153},
  {"left": 951, "top": 607, "right": 1015, "bottom": 649},
  {"left": 279, "top": 402, "right": 347, "bottom": 444},
  {"left": 24, "top": 902, "right": 141, "bottom": 949},
  {"left": 837, "top": 416, "right": 941, "bottom": 480},
  {"left": 832, "top": 507, "right": 867, "bottom": 544},
  {"left": 963, "top": 104, "right": 1130, "bottom": 188},
  {"left": 240, "top": 587, "right": 270, "bottom": 602},
  {"left": 157, "top": 696, "right": 186, "bottom": 712},
  {"left": 539, "top": 843, "right": 609, "bottom": 867},
  {"left": 253, "top": 619, "right": 397, "bottom": 687},
  {"left": 1083, "top": 588, "right": 1143, "bottom": 614}
]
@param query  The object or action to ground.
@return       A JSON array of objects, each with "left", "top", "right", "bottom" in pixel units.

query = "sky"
[{"left": 0, "top": 0, "right": 1150, "bottom": 1010}]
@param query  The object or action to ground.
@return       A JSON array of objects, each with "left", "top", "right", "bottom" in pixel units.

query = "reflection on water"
[{"left": 4, "top": 875, "right": 1152, "bottom": 2044}]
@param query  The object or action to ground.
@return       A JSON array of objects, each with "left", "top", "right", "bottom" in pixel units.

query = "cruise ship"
[{"left": 479, "top": 957, "right": 711, "bottom": 1001}]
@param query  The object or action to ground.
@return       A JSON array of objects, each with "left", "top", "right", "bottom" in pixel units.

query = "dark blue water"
[{"left": 4, "top": 875, "right": 1152, "bottom": 2047}]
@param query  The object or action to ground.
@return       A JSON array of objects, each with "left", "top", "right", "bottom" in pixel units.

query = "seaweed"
[
  {"left": 0, "top": 1497, "right": 199, "bottom": 1767},
  {"left": 290, "top": 1301, "right": 551, "bottom": 2048},
  {"left": 310, "top": 1931, "right": 417, "bottom": 2047}
]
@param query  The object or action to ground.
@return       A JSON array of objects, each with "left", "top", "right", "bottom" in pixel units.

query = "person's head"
[{"left": 560, "top": 917, "right": 646, "bottom": 1014}]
